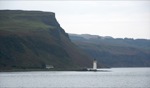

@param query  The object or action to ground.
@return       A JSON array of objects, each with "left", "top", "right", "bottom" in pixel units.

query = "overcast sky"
[{"left": 0, "top": 1, "right": 150, "bottom": 39}]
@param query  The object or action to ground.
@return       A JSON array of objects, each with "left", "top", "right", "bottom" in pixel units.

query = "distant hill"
[
  {"left": 69, "top": 34, "right": 150, "bottom": 67},
  {"left": 0, "top": 10, "right": 95, "bottom": 71}
]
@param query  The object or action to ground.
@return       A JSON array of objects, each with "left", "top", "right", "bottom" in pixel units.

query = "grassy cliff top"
[{"left": 0, "top": 10, "right": 58, "bottom": 31}]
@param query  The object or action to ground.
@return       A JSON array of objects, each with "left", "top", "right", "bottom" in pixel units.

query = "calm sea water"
[{"left": 0, "top": 68, "right": 150, "bottom": 88}]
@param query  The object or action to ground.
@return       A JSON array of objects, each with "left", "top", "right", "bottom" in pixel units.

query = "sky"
[{"left": 0, "top": 1, "right": 150, "bottom": 39}]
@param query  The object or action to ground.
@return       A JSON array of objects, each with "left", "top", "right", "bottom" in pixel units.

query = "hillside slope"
[
  {"left": 69, "top": 34, "right": 150, "bottom": 67},
  {"left": 0, "top": 10, "right": 94, "bottom": 71}
]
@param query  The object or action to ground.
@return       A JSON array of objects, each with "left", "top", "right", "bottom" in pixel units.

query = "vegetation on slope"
[
  {"left": 0, "top": 10, "right": 93, "bottom": 71},
  {"left": 69, "top": 34, "right": 150, "bottom": 67}
]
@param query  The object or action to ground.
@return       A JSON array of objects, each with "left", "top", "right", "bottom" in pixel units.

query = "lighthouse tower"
[{"left": 93, "top": 59, "right": 97, "bottom": 70}]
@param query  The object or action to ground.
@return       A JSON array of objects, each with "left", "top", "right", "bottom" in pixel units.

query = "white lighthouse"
[{"left": 93, "top": 59, "right": 97, "bottom": 71}]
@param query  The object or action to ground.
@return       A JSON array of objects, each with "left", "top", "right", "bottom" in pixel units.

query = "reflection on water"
[{"left": 0, "top": 68, "right": 150, "bottom": 88}]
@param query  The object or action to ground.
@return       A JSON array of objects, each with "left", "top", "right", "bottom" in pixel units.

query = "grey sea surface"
[{"left": 0, "top": 68, "right": 150, "bottom": 88}]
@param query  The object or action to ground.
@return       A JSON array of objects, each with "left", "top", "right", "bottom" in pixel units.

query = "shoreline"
[
  {"left": 1, "top": 67, "right": 149, "bottom": 72},
  {"left": 0, "top": 67, "right": 111, "bottom": 72}
]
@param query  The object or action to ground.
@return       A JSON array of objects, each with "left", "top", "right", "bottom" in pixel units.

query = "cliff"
[{"left": 0, "top": 10, "right": 93, "bottom": 71}]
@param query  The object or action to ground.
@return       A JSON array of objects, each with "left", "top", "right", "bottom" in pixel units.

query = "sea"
[{"left": 0, "top": 67, "right": 150, "bottom": 88}]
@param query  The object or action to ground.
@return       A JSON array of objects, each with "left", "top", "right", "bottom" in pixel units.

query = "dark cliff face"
[{"left": 0, "top": 10, "right": 93, "bottom": 70}]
